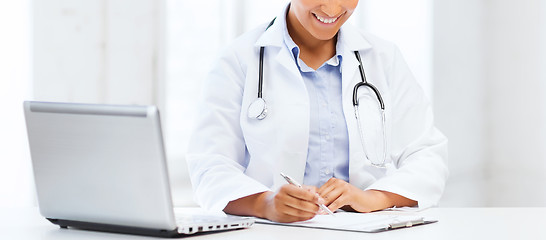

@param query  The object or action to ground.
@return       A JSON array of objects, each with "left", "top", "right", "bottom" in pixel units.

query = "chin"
[
  {"left": 312, "top": 32, "right": 339, "bottom": 41},
  {"left": 307, "top": 22, "right": 343, "bottom": 41}
]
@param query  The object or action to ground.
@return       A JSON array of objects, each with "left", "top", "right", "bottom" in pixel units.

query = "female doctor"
[{"left": 186, "top": 0, "right": 448, "bottom": 223}]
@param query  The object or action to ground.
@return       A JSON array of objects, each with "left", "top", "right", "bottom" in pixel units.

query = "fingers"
[
  {"left": 302, "top": 185, "right": 324, "bottom": 205},
  {"left": 325, "top": 193, "right": 347, "bottom": 212},
  {"left": 317, "top": 178, "right": 353, "bottom": 212},
  {"left": 270, "top": 184, "right": 320, "bottom": 222},
  {"left": 282, "top": 184, "right": 317, "bottom": 201},
  {"left": 318, "top": 178, "right": 346, "bottom": 203},
  {"left": 280, "top": 185, "right": 320, "bottom": 211}
]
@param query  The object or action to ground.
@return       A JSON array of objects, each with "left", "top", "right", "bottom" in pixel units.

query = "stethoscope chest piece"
[{"left": 248, "top": 98, "right": 268, "bottom": 120}]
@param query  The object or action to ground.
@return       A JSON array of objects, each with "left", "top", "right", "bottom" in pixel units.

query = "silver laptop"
[{"left": 23, "top": 101, "right": 254, "bottom": 237}]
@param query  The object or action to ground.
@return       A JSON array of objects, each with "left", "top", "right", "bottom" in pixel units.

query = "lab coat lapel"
[
  {"left": 272, "top": 46, "right": 308, "bottom": 189},
  {"left": 275, "top": 47, "right": 302, "bottom": 80},
  {"left": 339, "top": 24, "right": 372, "bottom": 97},
  {"left": 255, "top": 6, "right": 302, "bottom": 81},
  {"left": 341, "top": 45, "right": 363, "bottom": 183},
  {"left": 341, "top": 50, "right": 360, "bottom": 98}
]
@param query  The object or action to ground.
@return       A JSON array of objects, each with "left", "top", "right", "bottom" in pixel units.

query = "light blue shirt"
[{"left": 282, "top": 26, "right": 350, "bottom": 188}]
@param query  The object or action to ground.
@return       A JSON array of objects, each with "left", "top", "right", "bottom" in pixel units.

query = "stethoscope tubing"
[{"left": 258, "top": 47, "right": 265, "bottom": 99}]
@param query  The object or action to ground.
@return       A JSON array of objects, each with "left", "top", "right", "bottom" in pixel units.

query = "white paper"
[{"left": 255, "top": 212, "right": 427, "bottom": 232}]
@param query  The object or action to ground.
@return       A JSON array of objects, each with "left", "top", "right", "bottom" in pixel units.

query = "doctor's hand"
[
  {"left": 317, "top": 178, "right": 418, "bottom": 213},
  {"left": 259, "top": 184, "right": 323, "bottom": 223},
  {"left": 223, "top": 185, "right": 323, "bottom": 223}
]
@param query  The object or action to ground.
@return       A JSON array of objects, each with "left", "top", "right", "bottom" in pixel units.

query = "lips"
[{"left": 313, "top": 13, "right": 340, "bottom": 24}]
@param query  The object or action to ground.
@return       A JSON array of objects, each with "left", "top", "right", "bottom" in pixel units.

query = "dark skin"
[
  {"left": 224, "top": 181, "right": 417, "bottom": 223},
  {"left": 224, "top": 0, "right": 417, "bottom": 222},
  {"left": 286, "top": 0, "right": 337, "bottom": 69},
  {"left": 224, "top": 185, "right": 322, "bottom": 223},
  {"left": 286, "top": 10, "right": 335, "bottom": 70}
]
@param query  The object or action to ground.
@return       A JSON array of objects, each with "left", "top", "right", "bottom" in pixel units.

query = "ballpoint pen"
[{"left": 279, "top": 172, "right": 335, "bottom": 216}]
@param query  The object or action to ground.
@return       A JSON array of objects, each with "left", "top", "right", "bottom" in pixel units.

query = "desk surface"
[{"left": 1, "top": 207, "right": 544, "bottom": 240}]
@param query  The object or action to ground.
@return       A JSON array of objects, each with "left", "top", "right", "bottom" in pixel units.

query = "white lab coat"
[{"left": 186, "top": 8, "right": 448, "bottom": 212}]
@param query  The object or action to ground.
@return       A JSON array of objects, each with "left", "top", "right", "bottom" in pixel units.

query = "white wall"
[
  {"left": 433, "top": 0, "right": 487, "bottom": 206},
  {"left": 0, "top": 0, "right": 34, "bottom": 207},
  {"left": 355, "top": 0, "right": 433, "bottom": 100},
  {"left": 32, "top": 0, "right": 163, "bottom": 107},
  {"left": 434, "top": 0, "right": 546, "bottom": 206},
  {"left": 483, "top": 0, "right": 546, "bottom": 206}
]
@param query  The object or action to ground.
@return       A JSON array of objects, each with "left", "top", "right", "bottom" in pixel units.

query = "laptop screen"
[{"left": 24, "top": 101, "right": 177, "bottom": 230}]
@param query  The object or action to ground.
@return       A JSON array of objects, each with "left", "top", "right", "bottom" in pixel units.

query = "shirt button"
[{"left": 324, "top": 169, "right": 331, "bottom": 175}]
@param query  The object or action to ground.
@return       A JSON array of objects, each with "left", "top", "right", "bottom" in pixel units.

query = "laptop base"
[{"left": 48, "top": 218, "right": 182, "bottom": 238}]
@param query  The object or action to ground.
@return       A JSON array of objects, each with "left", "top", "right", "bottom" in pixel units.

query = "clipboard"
[{"left": 254, "top": 212, "right": 437, "bottom": 233}]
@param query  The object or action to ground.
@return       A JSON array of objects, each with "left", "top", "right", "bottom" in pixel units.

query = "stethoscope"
[{"left": 247, "top": 19, "right": 387, "bottom": 168}]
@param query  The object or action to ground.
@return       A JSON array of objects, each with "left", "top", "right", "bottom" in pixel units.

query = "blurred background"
[{"left": 1, "top": 0, "right": 545, "bottom": 208}]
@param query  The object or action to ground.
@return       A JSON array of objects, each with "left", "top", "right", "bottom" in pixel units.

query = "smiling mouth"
[{"left": 313, "top": 13, "right": 341, "bottom": 24}]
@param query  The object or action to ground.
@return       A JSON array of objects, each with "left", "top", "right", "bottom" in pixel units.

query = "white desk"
[{"left": 1, "top": 207, "right": 544, "bottom": 240}]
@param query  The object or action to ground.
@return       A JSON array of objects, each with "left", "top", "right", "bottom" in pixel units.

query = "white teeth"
[{"left": 314, "top": 14, "right": 338, "bottom": 24}]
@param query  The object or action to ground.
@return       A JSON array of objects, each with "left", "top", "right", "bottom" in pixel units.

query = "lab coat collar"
[
  {"left": 338, "top": 24, "right": 372, "bottom": 53},
  {"left": 254, "top": 4, "right": 289, "bottom": 48}
]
